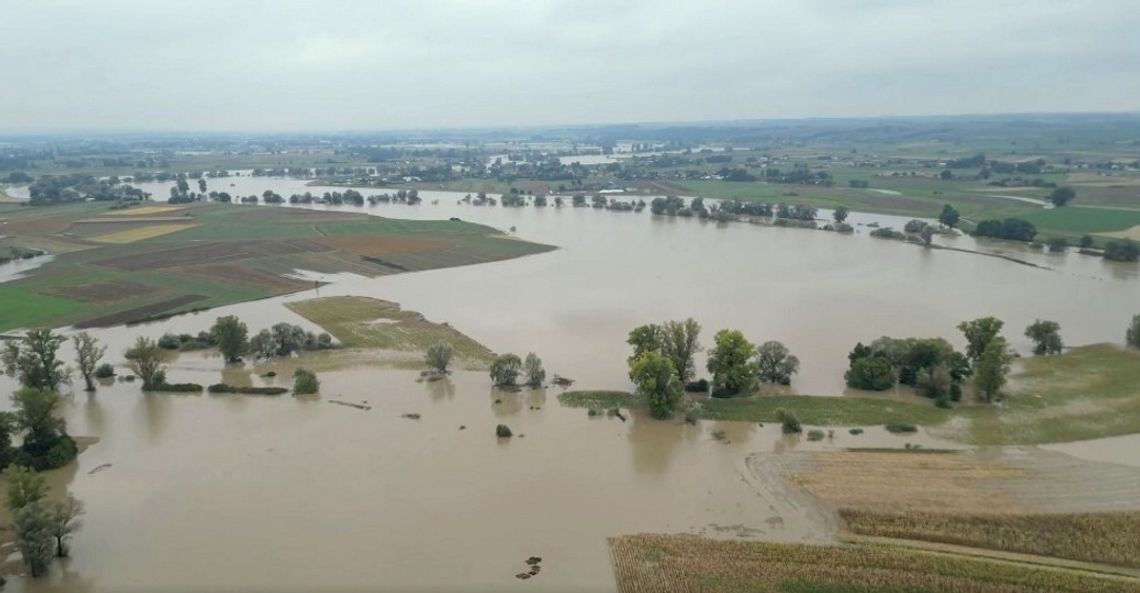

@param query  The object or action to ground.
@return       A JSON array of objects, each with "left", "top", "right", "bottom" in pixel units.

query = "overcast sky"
[{"left": 2, "top": 0, "right": 1138, "bottom": 132}]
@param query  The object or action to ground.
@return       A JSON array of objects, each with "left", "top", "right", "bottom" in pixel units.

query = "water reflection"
[{"left": 424, "top": 376, "right": 455, "bottom": 400}]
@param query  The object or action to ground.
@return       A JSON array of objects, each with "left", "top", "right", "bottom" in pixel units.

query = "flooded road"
[{"left": 1, "top": 178, "right": 1138, "bottom": 591}]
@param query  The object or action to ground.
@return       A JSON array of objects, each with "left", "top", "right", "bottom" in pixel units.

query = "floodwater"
[{"left": 1, "top": 178, "right": 1138, "bottom": 591}]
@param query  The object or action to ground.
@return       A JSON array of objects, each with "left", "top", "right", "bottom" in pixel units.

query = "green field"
[
  {"left": 0, "top": 203, "right": 553, "bottom": 331},
  {"left": 558, "top": 345, "right": 1140, "bottom": 446}
]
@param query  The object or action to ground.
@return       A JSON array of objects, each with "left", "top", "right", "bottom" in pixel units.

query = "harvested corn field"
[{"left": 608, "top": 534, "right": 1140, "bottom": 593}]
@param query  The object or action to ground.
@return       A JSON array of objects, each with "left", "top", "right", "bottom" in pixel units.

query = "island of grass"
[
  {"left": 286, "top": 295, "right": 495, "bottom": 369},
  {"left": 559, "top": 344, "right": 1140, "bottom": 446},
  {"left": 0, "top": 202, "right": 553, "bottom": 331}
]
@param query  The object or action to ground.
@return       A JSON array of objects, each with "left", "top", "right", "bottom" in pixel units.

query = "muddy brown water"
[{"left": 1, "top": 180, "right": 1138, "bottom": 591}]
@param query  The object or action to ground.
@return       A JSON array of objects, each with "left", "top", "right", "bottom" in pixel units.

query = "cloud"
[{"left": 0, "top": 0, "right": 1137, "bottom": 131}]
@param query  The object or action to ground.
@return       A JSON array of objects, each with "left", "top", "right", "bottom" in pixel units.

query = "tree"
[
  {"left": 124, "top": 337, "right": 167, "bottom": 389},
  {"left": 11, "top": 388, "right": 77, "bottom": 470},
  {"left": 626, "top": 324, "right": 662, "bottom": 363},
  {"left": 832, "top": 206, "right": 849, "bottom": 224},
  {"left": 249, "top": 329, "right": 277, "bottom": 359},
  {"left": 939, "top": 204, "right": 960, "bottom": 228},
  {"left": 973, "top": 337, "right": 1012, "bottom": 403},
  {"left": 754, "top": 341, "right": 800, "bottom": 385},
  {"left": 1127, "top": 314, "right": 1140, "bottom": 349},
  {"left": 210, "top": 315, "right": 249, "bottom": 363},
  {"left": 72, "top": 332, "right": 106, "bottom": 392},
  {"left": 920, "top": 226, "right": 935, "bottom": 246},
  {"left": 629, "top": 350, "right": 682, "bottom": 419},
  {"left": 916, "top": 362, "right": 952, "bottom": 401},
  {"left": 2, "top": 328, "right": 67, "bottom": 392},
  {"left": 1050, "top": 186, "right": 1076, "bottom": 207},
  {"left": 45, "top": 494, "right": 83, "bottom": 557},
  {"left": 957, "top": 317, "right": 1005, "bottom": 361},
  {"left": 13, "top": 502, "right": 54, "bottom": 577},
  {"left": 706, "top": 330, "right": 756, "bottom": 397},
  {"left": 293, "top": 369, "right": 319, "bottom": 395},
  {"left": 1079, "top": 235, "right": 1095, "bottom": 249},
  {"left": 4, "top": 465, "right": 47, "bottom": 511},
  {"left": 660, "top": 318, "right": 702, "bottom": 383},
  {"left": 1024, "top": 320, "right": 1063, "bottom": 355},
  {"left": 489, "top": 354, "right": 522, "bottom": 386},
  {"left": 523, "top": 353, "right": 545, "bottom": 387},
  {"left": 425, "top": 342, "right": 454, "bottom": 373},
  {"left": 845, "top": 356, "right": 895, "bottom": 391}
]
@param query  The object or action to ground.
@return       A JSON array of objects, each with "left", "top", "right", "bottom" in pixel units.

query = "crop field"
[
  {"left": 92, "top": 223, "right": 198, "bottom": 243},
  {"left": 607, "top": 534, "right": 1140, "bottom": 593},
  {"left": 0, "top": 202, "right": 553, "bottom": 331},
  {"left": 286, "top": 295, "right": 495, "bottom": 367}
]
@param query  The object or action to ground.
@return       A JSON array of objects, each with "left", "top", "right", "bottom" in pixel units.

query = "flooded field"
[{"left": 2, "top": 179, "right": 1139, "bottom": 591}]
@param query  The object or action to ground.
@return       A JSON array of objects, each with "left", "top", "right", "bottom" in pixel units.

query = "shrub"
[
  {"left": 834, "top": 222, "right": 854, "bottom": 233},
  {"left": 425, "top": 342, "right": 454, "bottom": 373},
  {"left": 845, "top": 356, "right": 895, "bottom": 391},
  {"left": 870, "top": 227, "right": 905, "bottom": 240},
  {"left": 1047, "top": 237, "right": 1068, "bottom": 253},
  {"left": 496, "top": 424, "right": 513, "bottom": 438},
  {"left": 684, "top": 378, "right": 709, "bottom": 393},
  {"left": 489, "top": 353, "right": 522, "bottom": 386},
  {"left": 293, "top": 369, "right": 319, "bottom": 395},
  {"left": 776, "top": 408, "right": 802, "bottom": 434},
  {"left": 806, "top": 429, "right": 826, "bottom": 441},
  {"left": 93, "top": 363, "right": 115, "bottom": 378},
  {"left": 1127, "top": 314, "right": 1140, "bottom": 349},
  {"left": 885, "top": 423, "right": 917, "bottom": 434},
  {"left": 152, "top": 382, "right": 204, "bottom": 393},
  {"left": 849, "top": 428, "right": 864, "bottom": 435},
  {"left": 207, "top": 383, "right": 289, "bottom": 395},
  {"left": 157, "top": 334, "right": 182, "bottom": 350}
]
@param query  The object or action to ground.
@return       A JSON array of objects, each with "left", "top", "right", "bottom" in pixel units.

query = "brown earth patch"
[
  {"left": 181, "top": 264, "right": 312, "bottom": 292},
  {"left": 42, "top": 280, "right": 157, "bottom": 303},
  {"left": 316, "top": 234, "right": 445, "bottom": 258},
  {"left": 74, "top": 294, "right": 208, "bottom": 328},
  {"left": 94, "top": 239, "right": 332, "bottom": 271}
]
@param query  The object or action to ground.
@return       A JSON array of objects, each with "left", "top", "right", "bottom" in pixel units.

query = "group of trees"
[
  {"left": 4, "top": 466, "right": 84, "bottom": 577},
  {"left": 489, "top": 352, "right": 546, "bottom": 388},
  {"left": 973, "top": 218, "right": 1038, "bottom": 242},
  {"left": 625, "top": 320, "right": 800, "bottom": 417}
]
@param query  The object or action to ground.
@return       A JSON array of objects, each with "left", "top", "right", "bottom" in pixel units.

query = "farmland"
[
  {"left": 608, "top": 534, "right": 1140, "bottom": 593},
  {"left": 0, "top": 202, "right": 553, "bottom": 331}
]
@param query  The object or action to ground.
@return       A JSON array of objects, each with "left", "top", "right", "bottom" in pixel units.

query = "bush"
[
  {"left": 806, "top": 429, "right": 826, "bottom": 441},
  {"left": 157, "top": 334, "right": 182, "bottom": 350},
  {"left": 207, "top": 383, "right": 289, "bottom": 395},
  {"left": 1047, "top": 237, "right": 1068, "bottom": 253},
  {"left": 152, "top": 382, "right": 204, "bottom": 393},
  {"left": 885, "top": 423, "right": 917, "bottom": 434},
  {"left": 684, "top": 378, "right": 709, "bottom": 393},
  {"left": 849, "top": 428, "right": 864, "bottom": 435},
  {"left": 496, "top": 424, "right": 513, "bottom": 438},
  {"left": 870, "top": 227, "right": 905, "bottom": 240},
  {"left": 93, "top": 363, "right": 116, "bottom": 378},
  {"left": 776, "top": 408, "right": 802, "bottom": 434},
  {"left": 834, "top": 222, "right": 854, "bottom": 233},
  {"left": 845, "top": 356, "right": 895, "bottom": 391},
  {"left": 293, "top": 369, "right": 319, "bottom": 395},
  {"left": 14, "top": 434, "right": 78, "bottom": 471}
]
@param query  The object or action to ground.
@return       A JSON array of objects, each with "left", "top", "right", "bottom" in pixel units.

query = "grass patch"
[
  {"left": 700, "top": 395, "right": 950, "bottom": 427},
  {"left": 841, "top": 510, "right": 1140, "bottom": 569},
  {"left": 608, "top": 534, "right": 1138, "bottom": 593},
  {"left": 558, "top": 390, "right": 642, "bottom": 409},
  {"left": 956, "top": 344, "right": 1140, "bottom": 445},
  {"left": 1021, "top": 206, "right": 1140, "bottom": 234},
  {"left": 286, "top": 296, "right": 494, "bottom": 366},
  {"left": 93, "top": 223, "right": 197, "bottom": 243}
]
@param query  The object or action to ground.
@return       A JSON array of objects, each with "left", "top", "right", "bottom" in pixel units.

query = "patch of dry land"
[{"left": 286, "top": 296, "right": 495, "bottom": 369}]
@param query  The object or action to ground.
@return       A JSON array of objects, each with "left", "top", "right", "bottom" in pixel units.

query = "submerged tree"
[
  {"left": 211, "top": 315, "right": 249, "bottom": 363},
  {"left": 523, "top": 353, "right": 545, "bottom": 387},
  {"left": 425, "top": 342, "right": 454, "bottom": 373},
  {"left": 12, "top": 388, "right": 77, "bottom": 470},
  {"left": 4, "top": 465, "right": 47, "bottom": 512},
  {"left": 292, "top": 369, "right": 320, "bottom": 395},
  {"left": 489, "top": 354, "right": 522, "bottom": 386},
  {"left": 73, "top": 332, "right": 106, "bottom": 392},
  {"left": 939, "top": 203, "right": 960, "bottom": 228},
  {"left": 754, "top": 341, "right": 800, "bottom": 385},
  {"left": 832, "top": 206, "right": 849, "bottom": 224},
  {"left": 1024, "top": 320, "right": 1063, "bottom": 356},
  {"left": 2, "top": 328, "right": 68, "bottom": 392},
  {"left": 124, "top": 337, "right": 167, "bottom": 389},
  {"left": 1050, "top": 186, "right": 1076, "bottom": 207},
  {"left": 46, "top": 494, "right": 84, "bottom": 557},
  {"left": 629, "top": 350, "right": 682, "bottom": 419},
  {"left": 706, "top": 330, "right": 756, "bottom": 397},
  {"left": 13, "top": 502, "right": 53, "bottom": 577}
]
